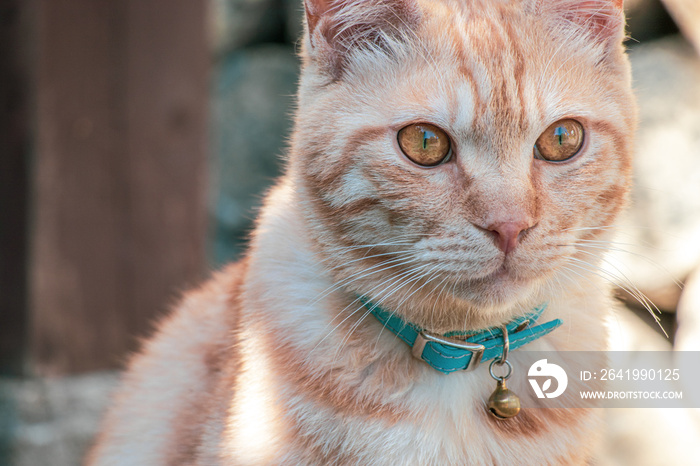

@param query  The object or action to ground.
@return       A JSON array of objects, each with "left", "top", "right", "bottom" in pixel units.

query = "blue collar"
[{"left": 361, "top": 298, "right": 562, "bottom": 374}]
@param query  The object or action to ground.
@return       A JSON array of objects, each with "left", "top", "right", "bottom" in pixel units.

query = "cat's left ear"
[
  {"left": 542, "top": 0, "right": 626, "bottom": 49},
  {"left": 303, "top": 0, "right": 420, "bottom": 78}
]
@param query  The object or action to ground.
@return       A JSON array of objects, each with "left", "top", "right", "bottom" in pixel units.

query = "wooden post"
[
  {"left": 0, "top": 0, "right": 33, "bottom": 375},
  {"left": 26, "top": 0, "right": 209, "bottom": 374}
]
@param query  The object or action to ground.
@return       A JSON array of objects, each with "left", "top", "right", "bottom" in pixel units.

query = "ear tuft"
[{"left": 303, "top": 0, "right": 420, "bottom": 77}]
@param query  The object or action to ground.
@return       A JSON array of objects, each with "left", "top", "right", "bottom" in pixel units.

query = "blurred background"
[{"left": 0, "top": 0, "right": 699, "bottom": 464}]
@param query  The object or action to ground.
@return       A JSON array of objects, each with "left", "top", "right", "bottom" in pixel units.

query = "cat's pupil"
[
  {"left": 422, "top": 130, "right": 435, "bottom": 149},
  {"left": 554, "top": 126, "right": 568, "bottom": 145}
]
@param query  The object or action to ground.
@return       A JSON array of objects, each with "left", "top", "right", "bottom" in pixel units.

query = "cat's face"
[{"left": 292, "top": 0, "right": 635, "bottom": 331}]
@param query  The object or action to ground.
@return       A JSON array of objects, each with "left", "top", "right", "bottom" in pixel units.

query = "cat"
[{"left": 88, "top": 0, "right": 636, "bottom": 464}]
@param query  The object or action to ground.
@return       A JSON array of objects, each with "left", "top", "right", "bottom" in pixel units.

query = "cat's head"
[{"left": 290, "top": 0, "right": 635, "bottom": 331}]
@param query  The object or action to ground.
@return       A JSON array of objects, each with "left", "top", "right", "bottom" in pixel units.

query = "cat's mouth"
[
  {"left": 490, "top": 264, "right": 512, "bottom": 280},
  {"left": 447, "top": 260, "right": 549, "bottom": 311},
  {"left": 476, "top": 255, "right": 531, "bottom": 282},
  {"left": 480, "top": 265, "right": 533, "bottom": 292}
]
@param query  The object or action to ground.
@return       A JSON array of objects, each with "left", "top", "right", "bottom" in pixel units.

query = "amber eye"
[
  {"left": 397, "top": 123, "right": 451, "bottom": 166},
  {"left": 534, "top": 119, "right": 584, "bottom": 162}
]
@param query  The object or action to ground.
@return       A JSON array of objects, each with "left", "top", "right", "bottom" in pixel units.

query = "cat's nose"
[{"left": 485, "top": 221, "right": 532, "bottom": 255}]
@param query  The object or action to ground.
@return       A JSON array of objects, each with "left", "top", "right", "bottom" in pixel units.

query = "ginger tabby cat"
[{"left": 89, "top": 0, "right": 636, "bottom": 464}]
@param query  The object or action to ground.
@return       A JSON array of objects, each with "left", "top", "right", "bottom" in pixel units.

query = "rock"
[
  {"left": 211, "top": 45, "right": 300, "bottom": 263},
  {"left": 210, "top": 0, "right": 286, "bottom": 56},
  {"left": 0, "top": 372, "right": 120, "bottom": 466},
  {"left": 605, "top": 35, "right": 700, "bottom": 312}
]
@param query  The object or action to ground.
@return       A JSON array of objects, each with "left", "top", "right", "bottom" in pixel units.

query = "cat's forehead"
[
  {"left": 349, "top": 48, "right": 586, "bottom": 150},
  {"left": 350, "top": 6, "right": 623, "bottom": 146}
]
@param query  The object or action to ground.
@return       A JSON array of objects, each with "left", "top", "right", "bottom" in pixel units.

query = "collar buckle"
[{"left": 412, "top": 331, "right": 486, "bottom": 372}]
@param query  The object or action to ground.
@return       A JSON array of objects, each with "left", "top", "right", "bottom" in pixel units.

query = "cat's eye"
[
  {"left": 534, "top": 119, "right": 584, "bottom": 162},
  {"left": 397, "top": 123, "right": 451, "bottom": 166}
]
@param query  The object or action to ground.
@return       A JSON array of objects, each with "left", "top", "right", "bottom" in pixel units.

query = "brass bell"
[{"left": 487, "top": 378, "right": 521, "bottom": 419}]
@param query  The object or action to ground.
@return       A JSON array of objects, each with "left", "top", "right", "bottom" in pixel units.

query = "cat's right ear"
[
  {"left": 303, "top": 0, "right": 420, "bottom": 78},
  {"left": 304, "top": 0, "right": 331, "bottom": 36}
]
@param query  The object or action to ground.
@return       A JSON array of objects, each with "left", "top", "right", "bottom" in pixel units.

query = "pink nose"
[{"left": 486, "top": 221, "right": 532, "bottom": 255}]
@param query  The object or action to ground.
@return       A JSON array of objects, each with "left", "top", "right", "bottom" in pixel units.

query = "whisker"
[
  {"left": 564, "top": 258, "right": 668, "bottom": 338},
  {"left": 308, "top": 254, "right": 420, "bottom": 309},
  {"left": 330, "top": 264, "right": 436, "bottom": 366},
  {"left": 574, "top": 250, "right": 670, "bottom": 315},
  {"left": 567, "top": 256, "right": 655, "bottom": 312},
  {"left": 573, "top": 237, "right": 663, "bottom": 251},
  {"left": 571, "top": 242, "right": 683, "bottom": 289},
  {"left": 310, "top": 259, "right": 425, "bottom": 352},
  {"left": 371, "top": 264, "right": 447, "bottom": 353},
  {"left": 564, "top": 224, "right": 682, "bottom": 240},
  {"left": 308, "top": 262, "right": 421, "bottom": 350}
]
